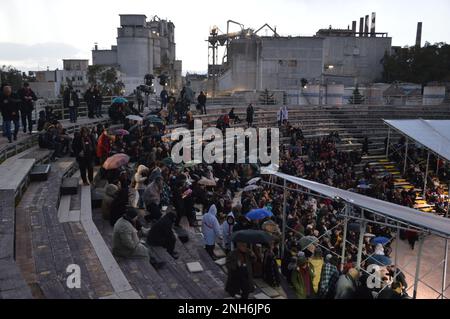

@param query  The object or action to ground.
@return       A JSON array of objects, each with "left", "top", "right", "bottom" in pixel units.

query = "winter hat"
[{"left": 125, "top": 207, "right": 139, "bottom": 220}]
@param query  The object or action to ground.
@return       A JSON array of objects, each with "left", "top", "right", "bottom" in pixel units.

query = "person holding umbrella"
[
  {"left": 225, "top": 242, "right": 256, "bottom": 299},
  {"left": 72, "top": 127, "right": 95, "bottom": 185},
  {"left": 201, "top": 204, "right": 222, "bottom": 258}
]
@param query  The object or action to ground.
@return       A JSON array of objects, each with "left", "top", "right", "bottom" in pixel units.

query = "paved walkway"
[{"left": 393, "top": 235, "right": 450, "bottom": 299}]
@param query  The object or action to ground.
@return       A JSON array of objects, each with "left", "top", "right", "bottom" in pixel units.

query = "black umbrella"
[{"left": 231, "top": 230, "right": 273, "bottom": 245}]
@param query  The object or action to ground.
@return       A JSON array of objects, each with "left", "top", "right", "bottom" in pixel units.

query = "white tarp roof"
[
  {"left": 384, "top": 119, "right": 450, "bottom": 161},
  {"left": 263, "top": 169, "right": 450, "bottom": 237}
]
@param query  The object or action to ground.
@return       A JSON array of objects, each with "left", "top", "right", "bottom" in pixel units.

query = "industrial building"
[
  {"left": 92, "top": 14, "right": 182, "bottom": 94},
  {"left": 209, "top": 13, "right": 392, "bottom": 95}
]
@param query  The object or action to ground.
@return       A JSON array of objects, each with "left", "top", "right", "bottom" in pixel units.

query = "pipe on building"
[
  {"left": 416, "top": 22, "right": 423, "bottom": 47},
  {"left": 359, "top": 17, "right": 364, "bottom": 36},
  {"left": 371, "top": 12, "right": 376, "bottom": 36},
  {"left": 364, "top": 15, "right": 369, "bottom": 36}
]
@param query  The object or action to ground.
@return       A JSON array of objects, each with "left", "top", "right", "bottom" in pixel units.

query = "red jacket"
[{"left": 97, "top": 133, "right": 111, "bottom": 158}]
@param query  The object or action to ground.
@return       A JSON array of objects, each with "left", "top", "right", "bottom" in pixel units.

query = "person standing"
[
  {"left": 0, "top": 85, "right": 21, "bottom": 143},
  {"left": 134, "top": 164, "right": 149, "bottom": 209},
  {"left": 136, "top": 87, "right": 144, "bottom": 112},
  {"left": 72, "top": 127, "right": 95, "bottom": 185},
  {"left": 160, "top": 87, "right": 169, "bottom": 110},
  {"left": 96, "top": 127, "right": 111, "bottom": 164},
  {"left": 201, "top": 204, "right": 222, "bottom": 258},
  {"left": 291, "top": 254, "right": 315, "bottom": 299},
  {"left": 197, "top": 91, "right": 207, "bottom": 114},
  {"left": 334, "top": 268, "right": 360, "bottom": 299},
  {"left": 225, "top": 242, "right": 256, "bottom": 299},
  {"left": 17, "top": 82, "right": 37, "bottom": 134},
  {"left": 84, "top": 86, "right": 95, "bottom": 119},
  {"left": 94, "top": 85, "right": 103, "bottom": 118},
  {"left": 64, "top": 86, "right": 79, "bottom": 123},
  {"left": 246, "top": 103, "right": 254, "bottom": 127},
  {"left": 277, "top": 105, "right": 288, "bottom": 126},
  {"left": 317, "top": 255, "right": 340, "bottom": 298}
]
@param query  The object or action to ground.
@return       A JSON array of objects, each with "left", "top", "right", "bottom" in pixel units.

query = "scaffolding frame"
[{"left": 264, "top": 173, "right": 450, "bottom": 299}]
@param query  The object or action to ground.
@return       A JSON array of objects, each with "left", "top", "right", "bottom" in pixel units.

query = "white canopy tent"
[
  {"left": 262, "top": 165, "right": 450, "bottom": 298},
  {"left": 263, "top": 169, "right": 450, "bottom": 238},
  {"left": 384, "top": 119, "right": 450, "bottom": 162}
]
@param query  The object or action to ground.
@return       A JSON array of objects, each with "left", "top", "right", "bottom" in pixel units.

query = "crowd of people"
[
  {"left": 0, "top": 82, "right": 37, "bottom": 143},
  {"left": 57, "top": 96, "right": 420, "bottom": 299},
  {"left": 17, "top": 82, "right": 446, "bottom": 299}
]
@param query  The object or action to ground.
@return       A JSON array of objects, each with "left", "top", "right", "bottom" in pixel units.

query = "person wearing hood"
[
  {"left": 102, "top": 183, "right": 119, "bottom": 220},
  {"left": 143, "top": 175, "right": 164, "bottom": 221},
  {"left": 134, "top": 165, "right": 149, "bottom": 209},
  {"left": 221, "top": 211, "right": 235, "bottom": 253},
  {"left": 147, "top": 212, "right": 179, "bottom": 259},
  {"left": 201, "top": 204, "right": 222, "bottom": 258},
  {"left": 334, "top": 268, "right": 360, "bottom": 299}
]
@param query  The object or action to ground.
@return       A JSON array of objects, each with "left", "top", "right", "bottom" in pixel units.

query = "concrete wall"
[
  {"left": 219, "top": 36, "right": 324, "bottom": 92},
  {"left": 120, "top": 14, "right": 146, "bottom": 26},
  {"left": 321, "top": 36, "right": 391, "bottom": 84},
  {"left": 117, "top": 37, "right": 151, "bottom": 77},
  {"left": 92, "top": 49, "right": 118, "bottom": 66},
  {"left": 260, "top": 37, "right": 323, "bottom": 90},
  {"left": 423, "top": 86, "right": 446, "bottom": 105},
  {"left": 325, "top": 84, "right": 344, "bottom": 105},
  {"left": 29, "top": 82, "right": 59, "bottom": 99}
]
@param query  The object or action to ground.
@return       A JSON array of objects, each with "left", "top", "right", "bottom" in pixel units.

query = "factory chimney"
[
  {"left": 416, "top": 22, "right": 422, "bottom": 47},
  {"left": 370, "top": 12, "right": 376, "bottom": 36},
  {"left": 359, "top": 17, "right": 364, "bottom": 36},
  {"left": 352, "top": 21, "right": 357, "bottom": 33},
  {"left": 364, "top": 15, "right": 369, "bottom": 36}
]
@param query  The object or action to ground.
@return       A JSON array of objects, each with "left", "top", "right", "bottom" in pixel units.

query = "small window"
[{"left": 288, "top": 60, "right": 297, "bottom": 67}]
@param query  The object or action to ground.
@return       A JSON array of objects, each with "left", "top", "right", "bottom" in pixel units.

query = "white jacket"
[
  {"left": 277, "top": 106, "right": 288, "bottom": 121},
  {"left": 201, "top": 204, "right": 222, "bottom": 246},
  {"left": 134, "top": 165, "right": 148, "bottom": 190}
]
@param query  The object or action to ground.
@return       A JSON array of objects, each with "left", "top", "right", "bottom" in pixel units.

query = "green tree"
[
  {"left": 87, "top": 65, "right": 123, "bottom": 95},
  {"left": 348, "top": 85, "right": 365, "bottom": 104},
  {"left": 0, "top": 65, "right": 23, "bottom": 90},
  {"left": 382, "top": 42, "right": 450, "bottom": 84}
]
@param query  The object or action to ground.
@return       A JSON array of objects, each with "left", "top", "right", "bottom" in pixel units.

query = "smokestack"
[
  {"left": 364, "top": 15, "right": 369, "bottom": 36},
  {"left": 416, "top": 22, "right": 423, "bottom": 47},
  {"left": 352, "top": 21, "right": 357, "bottom": 33},
  {"left": 359, "top": 17, "right": 364, "bottom": 35},
  {"left": 371, "top": 12, "right": 376, "bottom": 36}
]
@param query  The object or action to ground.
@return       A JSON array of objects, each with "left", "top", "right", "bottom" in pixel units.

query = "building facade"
[
  {"left": 30, "top": 59, "right": 89, "bottom": 98},
  {"left": 92, "top": 14, "right": 182, "bottom": 94}
]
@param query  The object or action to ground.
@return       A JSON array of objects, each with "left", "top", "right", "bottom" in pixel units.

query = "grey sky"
[{"left": 1, "top": 0, "right": 449, "bottom": 73}]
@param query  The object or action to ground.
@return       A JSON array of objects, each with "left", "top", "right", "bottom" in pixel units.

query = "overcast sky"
[{"left": 1, "top": 0, "right": 449, "bottom": 73}]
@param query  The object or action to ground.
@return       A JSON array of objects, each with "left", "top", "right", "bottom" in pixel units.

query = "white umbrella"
[
  {"left": 247, "top": 177, "right": 261, "bottom": 185},
  {"left": 243, "top": 184, "right": 260, "bottom": 192},
  {"left": 126, "top": 115, "right": 143, "bottom": 122}
]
